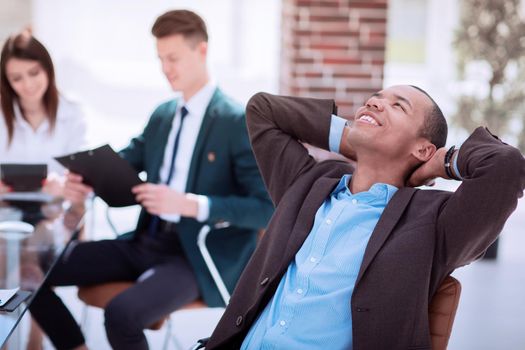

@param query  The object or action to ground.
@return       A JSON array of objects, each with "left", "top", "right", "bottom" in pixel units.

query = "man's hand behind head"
[{"left": 407, "top": 147, "right": 448, "bottom": 187}]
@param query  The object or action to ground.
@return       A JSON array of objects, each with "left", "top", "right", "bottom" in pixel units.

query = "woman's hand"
[{"left": 0, "top": 180, "right": 12, "bottom": 194}]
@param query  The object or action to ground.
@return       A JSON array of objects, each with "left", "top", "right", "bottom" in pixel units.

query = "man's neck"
[
  {"left": 182, "top": 72, "right": 210, "bottom": 102},
  {"left": 349, "top": 160, "right": 407, "bottom": 194}
]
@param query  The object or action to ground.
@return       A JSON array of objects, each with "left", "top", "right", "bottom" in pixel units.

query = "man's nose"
[
  {"left": 161, "top": 62, "right": 171, "bottom": 75},
  {"left": 366, "top": 98, "right": 384, "bottom": 111}
]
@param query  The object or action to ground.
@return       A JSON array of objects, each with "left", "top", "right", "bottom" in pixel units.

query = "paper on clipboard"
[{"left": 55, "top": 145, "right": 143, "bottom": 207}]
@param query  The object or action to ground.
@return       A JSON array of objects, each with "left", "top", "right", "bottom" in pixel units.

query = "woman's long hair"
[{"left": 0, "top": 31, "right": 58, "bottom": 145}]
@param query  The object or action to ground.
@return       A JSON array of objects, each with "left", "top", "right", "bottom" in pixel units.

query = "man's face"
[
  {"left": 156, "top": 34, "right": 207, "bottom": 93},
  {"left": 347, "top": 85, "right": 432, "bottom": 160}
]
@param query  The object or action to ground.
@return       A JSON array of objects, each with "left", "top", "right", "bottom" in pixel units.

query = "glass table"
[{"left": 0, "top": 197, "right": 84, "bottom": 349}]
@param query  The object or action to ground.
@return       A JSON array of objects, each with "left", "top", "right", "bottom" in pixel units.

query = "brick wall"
[{"left": 280, "top": 0, "right": 388, "bottom": 118}]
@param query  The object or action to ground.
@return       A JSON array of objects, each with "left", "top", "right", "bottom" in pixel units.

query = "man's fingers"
[
  {"left": 66, "top": 181, "right": 92, "bottom": 194},
  {"left": 425, "top": 179, "right": 436, "bottom": 187},
  {"left": 140, "top": 200, "right": 159, "bottom": 214},
  {"left": 66, "top": 172, "right": 83, "bottom": 183},
  {"left": 132, "top": 183, "right": 150, "bottom": 193},
  {"left": 407, "top": 172, "right": 431, "bottom": 187},
  {"left": 407, "top": 174, "right": 422, "bottom": 187},
  {"left": 63, "top": 190, "right": 86, "bottom": 204},
  {"left": 135, "top": 189, "right": 159, "bottom": 202},
  {"left": 63, "top": 176, "right": 92, "bottom": 205},
  {"left": 132, "top": 183, "right": 161, "bottom": 194}
]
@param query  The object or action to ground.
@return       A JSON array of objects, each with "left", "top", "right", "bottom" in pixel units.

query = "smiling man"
[{"left": 204, "top": 86, "right": 525, "bottom": 350}]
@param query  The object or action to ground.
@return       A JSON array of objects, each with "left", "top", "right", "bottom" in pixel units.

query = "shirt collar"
[
  {"left": 14, "top": 102, "right": 50, "bottom": 133},
  {"left": 333, "top": 174, "right": 398, "bottom": 205},
  {"left": 179, "top": 81, "right": 217, "bottom": 118}
]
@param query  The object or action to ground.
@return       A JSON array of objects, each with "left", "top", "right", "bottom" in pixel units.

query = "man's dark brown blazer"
[{"left": 207, "top": 93, "right": 525, "bottom": 349}]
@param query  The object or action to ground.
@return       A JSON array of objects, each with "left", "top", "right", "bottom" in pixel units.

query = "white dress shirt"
[
  {"left": 159, "top": 81, "right": 216, "bottom": 223},
  {"left": 0, "top": 96, "right": 87, "bottom": 174}
]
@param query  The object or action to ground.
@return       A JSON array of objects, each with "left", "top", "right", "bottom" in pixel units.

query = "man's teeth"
[{"left": 359, "top": 115, "right": 379, "bottom": 126}]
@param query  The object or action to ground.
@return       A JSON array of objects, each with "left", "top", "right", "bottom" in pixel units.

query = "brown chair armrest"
[{"left": 429, "top": 276, "right": 462, "bottom": 350}]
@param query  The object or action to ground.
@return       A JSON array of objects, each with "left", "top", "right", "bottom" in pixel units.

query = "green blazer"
[{"left": 119, "top": 88, "right": 273, "bottom": 307}]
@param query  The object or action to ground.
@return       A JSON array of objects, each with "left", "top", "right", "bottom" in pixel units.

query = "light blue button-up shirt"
[{"left": 241, "top": 172, "right": 398, "bottom": 350}]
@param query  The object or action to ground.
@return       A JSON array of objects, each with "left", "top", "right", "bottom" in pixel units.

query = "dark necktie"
[{"left": 147, "top": 106, "right": 189, "bottom": 236}]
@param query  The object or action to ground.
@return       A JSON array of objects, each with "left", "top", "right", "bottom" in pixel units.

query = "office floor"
[{"left": 15, "top": 197, "right": 525, "bottom": 350}]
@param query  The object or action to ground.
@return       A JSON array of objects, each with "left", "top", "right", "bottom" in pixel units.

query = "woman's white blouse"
[{"left": 0, "top": 96, "right": 87, "bottom": 174}]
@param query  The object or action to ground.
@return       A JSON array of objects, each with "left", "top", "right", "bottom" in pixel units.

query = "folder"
[{"left": 55, "top": 145, "right": 143, "bottom": 207}]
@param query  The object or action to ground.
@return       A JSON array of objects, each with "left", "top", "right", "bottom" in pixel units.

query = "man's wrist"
[
  {"left": 444, "top": 146, "right": 462, "bottom": 180},
  {"left": 69, "top": 201, "right": 86, "bottom": 215},
  {"left": 451, "top": 149, "right": 463, "bottom": 180},
  {"left": 444, "top": 146, "right": 456, "bottom": 179},
  {"left": 183, "top": 193, "right": 207, "bottom": 220},
  {"left": 329, "top": 115, "right": 346, "bottom": 153},
  {"left": 182, "top": 195, "right": 198, "bottom": 218}
]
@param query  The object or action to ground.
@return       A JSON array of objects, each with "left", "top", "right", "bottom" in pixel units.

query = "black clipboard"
[{"left": 55, "top": 145, "right": 143, "bottom": 207}]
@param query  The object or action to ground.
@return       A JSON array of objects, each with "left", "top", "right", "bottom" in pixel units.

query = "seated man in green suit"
[{"left": 28, "top": 10, "right": 273, "bottom": 350}]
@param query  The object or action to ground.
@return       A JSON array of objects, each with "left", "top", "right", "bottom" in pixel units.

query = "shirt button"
[
  {"left": 352, "top": 199, "right": 358, "bottom": 205},
  {"left": 279, "top": 320, "right": 286, "bottom": 326},
  {"left": 325, "top": 219, "right": 332, "bottom": 225},
  {"left": 309, "top": 257, "right": 317, "bottom": 263},
  {"left": 297, "top": 288, "right": 304, "bottom": 294},
  {"left": 236, "top": 316, "right": 243, "bottom": 326},
  {"left": 260, "top": 277, "right": 269, "bottom": 286}
]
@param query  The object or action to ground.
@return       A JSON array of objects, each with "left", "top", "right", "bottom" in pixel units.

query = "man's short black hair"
[{"left": 410, "top": 85, "right": 447, "bottom": 149}]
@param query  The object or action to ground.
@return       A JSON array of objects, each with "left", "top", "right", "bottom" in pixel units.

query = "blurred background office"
[{"left": 0, "top": 0, "right": 524, "bottom": 349}]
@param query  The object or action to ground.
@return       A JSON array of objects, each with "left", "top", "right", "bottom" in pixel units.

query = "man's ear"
[
  {"left": 411, "top": 139, "right": 436, "bottom": 162},
  {"left": 198, "top": 41, "right": 208, "bottom": 57}
]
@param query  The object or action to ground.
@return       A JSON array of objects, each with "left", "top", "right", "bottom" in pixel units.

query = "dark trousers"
[{"left": 29, "top": 233, "right": 200, "bottom": 350}]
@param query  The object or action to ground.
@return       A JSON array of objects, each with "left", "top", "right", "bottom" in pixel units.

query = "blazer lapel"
[
  {"left": 278, "top": 177, "right": 341, "bottom": 272},
  {"left": 185, "top": 89, "right": 221, "bottom": 192},
  {"left": 355, "top": 186, "right": 417, "bottom": 286}
]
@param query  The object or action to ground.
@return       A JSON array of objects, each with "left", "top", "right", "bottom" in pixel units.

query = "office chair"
[
  {"left": 429, "top": 275, "right": 462, "bottom": 350},
  {"left": 190, "top": 275, "right": 462, "bottom": 350},
  {"left": 77, "top": 213, "right": 231, "bottom": 350}
]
